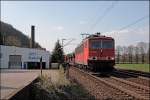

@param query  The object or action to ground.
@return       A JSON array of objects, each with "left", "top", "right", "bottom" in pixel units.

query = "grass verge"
[{"left": 116, "top": 64, "right": 149, "bottom": 72}]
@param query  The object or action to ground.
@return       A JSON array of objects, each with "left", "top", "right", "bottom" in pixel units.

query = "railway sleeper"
[{"left": 78, "top": 67, "right": 149, "bottom": 100}]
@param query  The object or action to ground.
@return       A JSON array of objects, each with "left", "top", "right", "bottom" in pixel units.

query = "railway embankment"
[
  {"left": 10, "top": 66, "right": 92, "bottom": 100},
  {"left": 69, "top": 66, "right": 150, "bottom": 100}
]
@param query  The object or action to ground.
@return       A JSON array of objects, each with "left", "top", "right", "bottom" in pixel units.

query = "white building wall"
[{"left": 0, "top": 45, "right": 50, "bottom": 69}]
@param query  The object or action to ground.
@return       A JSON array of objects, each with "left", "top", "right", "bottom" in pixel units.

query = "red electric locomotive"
[{"left": 75, "top": 33, "right": 115, "bottom": 72}]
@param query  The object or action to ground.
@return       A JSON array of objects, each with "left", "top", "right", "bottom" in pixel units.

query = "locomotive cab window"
[
  {"left": 90, "top": 41, "right": 100, "bottom": 49},
  {"left": 102, "top": 40, "right": 113, "bottom": 48}
]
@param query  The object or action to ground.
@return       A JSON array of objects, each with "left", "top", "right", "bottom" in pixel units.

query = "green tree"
[{"left": 51, "top": 40, "right": 64, "bottom": 63}]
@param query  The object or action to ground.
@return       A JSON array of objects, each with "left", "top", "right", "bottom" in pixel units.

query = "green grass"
[{"left": 116, "top": 64, "right": 150, "bottom": 72}]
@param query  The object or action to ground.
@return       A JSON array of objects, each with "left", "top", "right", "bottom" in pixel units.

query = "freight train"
[{"left": 65, "top": 33, "right": 115, "bottom": 73}]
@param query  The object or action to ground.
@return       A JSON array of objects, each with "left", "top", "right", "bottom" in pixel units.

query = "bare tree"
[
  {"left": 135, "top": 46, "right": 139, "bottom": 64},
  {"left": 128, "top": 45, "right": 134, "bottom": 64},
  {"left": 121, "top": 46, "right": 127, "bottom": 63},
  {"left": 137, "top": 42, "right": 148, "bottom": 63},
  {"left": 146, "top": 46, "right": 150, "bottom": 63},
  {"left": 116, "top": 46, "right": 122, "bottom": 64}
]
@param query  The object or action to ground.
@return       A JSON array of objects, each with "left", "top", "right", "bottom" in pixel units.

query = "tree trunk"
[{"left": 142, "top": 54, "right": 145, "bottom": 64}]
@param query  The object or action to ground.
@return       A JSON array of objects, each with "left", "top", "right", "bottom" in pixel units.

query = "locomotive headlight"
[
  {"left": 111, "top": 57, "right": 114, "bottom": 60},
  {"left": 93, "top": 57, "right": 97, "bottom": 60}
]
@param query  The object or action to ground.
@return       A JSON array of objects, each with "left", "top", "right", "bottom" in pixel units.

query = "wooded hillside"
[{"left": 0, "top": 21, "right": 41, "bottom": 48}]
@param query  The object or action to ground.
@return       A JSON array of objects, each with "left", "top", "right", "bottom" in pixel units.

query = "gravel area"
[
  {"left": 103, "top": 77, "right": 150, "bottom": 99},
  {"left": 69, "top": 67, "right": 135, "bottom": 100},
  {"left": 112, "top": 70, "right": 150, "bottom": 87}
]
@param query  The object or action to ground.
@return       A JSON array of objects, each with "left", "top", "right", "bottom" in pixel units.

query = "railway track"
[
  {"left": 116, "top": 68, "right": 150, "bottom": 78},
  {"left": 69, "top": 66, "right": 150, "bottom": 100},
  {"left": 103, "top": 76, "right": 150, "bottom": 99},
  {"left": 112, "top": 70, "right": 150, "bottom": 87}
]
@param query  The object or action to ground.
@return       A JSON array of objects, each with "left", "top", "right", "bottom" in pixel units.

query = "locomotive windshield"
[
  {"left": 90, "top": 40, "right": 113, "bottom": 49},
  {"left": 90, "top": 41, "right": 100, "bottom": 48},
  {"left": 102, "top": 40, "right": 113, "bottom": 48}
]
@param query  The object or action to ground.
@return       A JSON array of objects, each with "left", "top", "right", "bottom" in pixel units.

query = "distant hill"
[{"left": 0, "top": 21, "right": 42, "bottom": 48}]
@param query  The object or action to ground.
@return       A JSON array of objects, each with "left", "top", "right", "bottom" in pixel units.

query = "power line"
[
  {"left": 104, "top": 15, "right": 149, "bottom": 35},
  {"left": 88, "top": 1, "right": 118, "bottom": 33},
  {"left": 118, "top": 15, "right": 149, "bottom": 32},
  {"left": 63, "top": 38, "right": 76, "bottom": 47},
  {"left": 128, "top": 23, "right": 148, "bottom": 33}
]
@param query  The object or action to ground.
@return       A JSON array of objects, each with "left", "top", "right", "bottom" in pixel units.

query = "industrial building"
[{"left": 0, "top": 45, "right": 50, "bottom": 69}]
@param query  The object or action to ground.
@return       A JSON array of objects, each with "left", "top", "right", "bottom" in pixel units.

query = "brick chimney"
[{"left": 30, "top": 25, "right": 35, "bottom": 48}]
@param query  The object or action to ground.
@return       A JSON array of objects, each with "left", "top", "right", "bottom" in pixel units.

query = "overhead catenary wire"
[
  {"left": 55, "top": 38, "right": 75, "bottom": 51},
  {"left": 63, "top": 38, "right": 76, "bottom": 48},
  {"left": 117, "top": 15, "right": 149, "bottom": 32},
  {"left": 104, "top": 15, "right": 149, "bottom": 35},
  {"left": 125, "top": 22, "right": 148, "bottom": 34},
  {"left": 88, "top": 1, "right": 118, "bottom": 33}
]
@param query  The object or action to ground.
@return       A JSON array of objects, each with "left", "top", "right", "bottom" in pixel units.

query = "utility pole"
[
  {"left": 40, "top": 56, "right": 42, "bottom": 76},
  {"left": 61, "top": 38, "right": 66, "bottom": 63},
  {"left": 61, "top": 38, "right": 75, "bottom": 79},
  {"left": 61, "top": 39, "right": 66, "bottom": 49}
]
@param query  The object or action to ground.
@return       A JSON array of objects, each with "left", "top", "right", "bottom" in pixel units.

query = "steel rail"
[{"left": 72, "top": 67, "right": 150, "bottom": 100}]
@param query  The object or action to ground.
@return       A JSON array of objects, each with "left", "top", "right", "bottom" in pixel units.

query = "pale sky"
[{"left": 1, "top": 1, "right": 149, "bottom": 54}]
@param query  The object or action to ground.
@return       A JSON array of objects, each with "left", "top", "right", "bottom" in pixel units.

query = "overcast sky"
[{"left": 1, "top": 1, "right": 149, "bottom": 54}]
